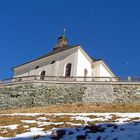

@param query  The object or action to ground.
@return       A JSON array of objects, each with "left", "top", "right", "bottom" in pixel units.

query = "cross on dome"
[{"left": 63, "top": 28, "right": 66, "bottom": 37}]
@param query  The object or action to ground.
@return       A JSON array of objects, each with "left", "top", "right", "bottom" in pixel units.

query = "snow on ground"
[
  {"left": 0, "top": 124, "right": 18, "bottom": 130},
  {"left": 0, "top": 113, "right": 140, "bottom": 140},
  {"left": 21, "top": 120, "right": 37, "bottom": 124}
]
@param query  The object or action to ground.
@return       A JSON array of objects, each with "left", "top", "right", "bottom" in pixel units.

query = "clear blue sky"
[{"left": 0, "top": 0, "right": 140, "bottom": 79}]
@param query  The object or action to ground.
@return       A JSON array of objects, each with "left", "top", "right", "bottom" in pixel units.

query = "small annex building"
[{"left": 13, "top": 34, "right": 116, "bottom": 81}]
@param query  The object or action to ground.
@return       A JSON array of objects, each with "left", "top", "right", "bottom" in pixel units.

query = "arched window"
[
  {"left": 40, "top": 71, "right": 46, "bottom": 80},
  {"left": 65, "top": 63, "right": 72, "bottom": 77},
  {"left": 84, "top": 69, "right": 88, "bottom": 81},
  {"left": 84, "top": 69, "right": 88, "bottom": 77}
]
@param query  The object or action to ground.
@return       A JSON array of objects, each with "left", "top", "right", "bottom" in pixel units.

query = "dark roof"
[
  {"left": 12, "top": 45, "right": 79, "bottom": 69},
  {"left": 90, "top": 57, "right": 102, "bottom": 62},
  {"left": 39, "top": 45, "right": 71, "bottom": 59}
]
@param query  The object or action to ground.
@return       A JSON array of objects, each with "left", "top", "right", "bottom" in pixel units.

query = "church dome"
[
  {"left": 58, "top": 35, "right": 68, "bottom": 45},
  {"left": 53, "top": 29, "right": 70, "bottom": 50},
  {"left": 54, "top": 35, "right": 69, "bottom": 50}
]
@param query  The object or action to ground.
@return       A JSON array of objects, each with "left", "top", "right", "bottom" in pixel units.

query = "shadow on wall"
[{"left": 10, "top": 122, "right": 140, "bottom": 140}]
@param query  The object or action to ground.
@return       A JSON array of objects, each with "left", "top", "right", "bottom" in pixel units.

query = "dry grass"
[
  {"left": 27, "top": 123, "right": 38, "bottom": 128},
  {"left": 0, "top": 129, "right": 17, "bottom": 137},
  {"left": 87, "top": 120, "right": 105, "bottom": 125},
  {"left": 40, "top": 124, "right": 56, "bottom": 131},
  {"left": 0, "top": 115, "right": 40, "bottom": 126},
  {"left": 41, "top": 115, "right": 85, "bottom": 125},
  {"left": 126, "top": 117, "right": 140, "bottom": 122},
  {"left": 0, "top": 125, "right": 28, "bottom": 137},
  {"left": 87, "top": 115, "right": 99, "bottom": 119},
  {"left": 88, "top": 114, "right": 122, "bottom": 125},
  {"left": 107, "top": 114, "right": 121, "bottom": 122},
  {"left": 47, "top": 115, "right": 72, "bottom": 122},
  {"left": 40, "top": 123, "right": 77, "bottom": 131},
  {"left": 0, "top": 103, "right": 140, "bottom": 114},
  {"left": 0, "top": 115, "right": 42, "bottom": 137},
  {"left": 70, "top": 119, "right": 85, "bottom": 125}
]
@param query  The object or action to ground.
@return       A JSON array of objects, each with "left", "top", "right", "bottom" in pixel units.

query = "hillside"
[
  {"left": 0, "top": 112, "right": 140, "bottom": 140},
  {"left": 0, "top": 104, "right": 140, "bottom": 139}
]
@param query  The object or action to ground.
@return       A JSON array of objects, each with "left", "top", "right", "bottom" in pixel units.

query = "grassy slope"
[{"left": 0, "top": 103, "right": 140, "bottom": 114}]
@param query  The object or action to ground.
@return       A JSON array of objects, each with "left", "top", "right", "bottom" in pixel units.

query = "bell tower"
[{"left": 54, "top": 29, "right": 69, "bottom": 50}]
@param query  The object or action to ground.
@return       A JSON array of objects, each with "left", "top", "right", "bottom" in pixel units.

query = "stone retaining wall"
[{"left": 0, "top": 82, "right": 140, "bottom": 109}]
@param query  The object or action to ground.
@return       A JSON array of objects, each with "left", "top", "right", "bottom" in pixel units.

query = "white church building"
[{"left": 12, "top": 34, "right": 116, "bottom": 81}]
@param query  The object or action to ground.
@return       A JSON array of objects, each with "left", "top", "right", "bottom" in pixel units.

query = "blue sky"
[{"left": 0, "top": 0, "right": 140, "bottom": 79}]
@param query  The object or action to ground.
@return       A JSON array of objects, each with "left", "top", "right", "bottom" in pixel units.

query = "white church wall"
[
  {"left": 14, "top": 47, "right": 78, "bottom": 79},
  {"left": 92, "top": 63, "right": 100, "bottom": 77},
  {"left": 59, "top": 48, "right": 77, "bottom": 76},
  {"left": 99, "top": 63, "right": 116, "bottom": 81},
  {"left": 76, "top": 48, "right": 92, "bottom": 81},
  {"left": 92, "top": 61, "right": 115, "bottom": 81},
  {"left": 99, "top": 63, "right": 112, "bottom": 77}
]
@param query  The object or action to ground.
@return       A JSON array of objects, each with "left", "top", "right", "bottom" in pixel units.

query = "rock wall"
[
  {"left": 83, "top": 84, "right": 140, "bottom": 104},
  {"left": 0, "top": 82, "right": 140, "bottom": 109}
]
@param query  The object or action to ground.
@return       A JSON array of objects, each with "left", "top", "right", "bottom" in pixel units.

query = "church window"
[
  {"left": 84, "top": 69, "right": 88, "bottom": 81},
  {"left": 84, "top": 69, "right": 88, "bottom": 77},
  {"left": 35, "top": 66, "right": 39, "bottom": 69},
  {"left": 40, "top": 70, "right": 46, "bottom": 80},
  {"left": 51, "top": 60, "right": 55, "bottom": 64},
  {"left": 65, "top": 63, "right": 72, "bottom": 77}
]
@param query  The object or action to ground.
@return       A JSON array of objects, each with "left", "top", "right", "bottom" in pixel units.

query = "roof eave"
[{"left": 12, "top": 45, "right": 80, "bottom": 70}]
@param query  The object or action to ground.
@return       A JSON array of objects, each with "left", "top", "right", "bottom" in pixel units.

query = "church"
[{"left": 12, "top": 34, "right": 116, "bottom": 81}]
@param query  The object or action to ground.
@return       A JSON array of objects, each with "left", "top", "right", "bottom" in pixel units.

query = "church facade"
[{"left": 13, "top": 35, "right": 116, "bottom": 81}]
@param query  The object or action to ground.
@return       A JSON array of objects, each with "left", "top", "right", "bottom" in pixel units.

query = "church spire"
[{"left": 54, "top": 29, "right": 69, "bottom": 50}]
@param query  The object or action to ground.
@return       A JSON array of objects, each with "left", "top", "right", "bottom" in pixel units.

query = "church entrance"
[{"left": 40, "top": 71, "right": 46, "bottom": 80}]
